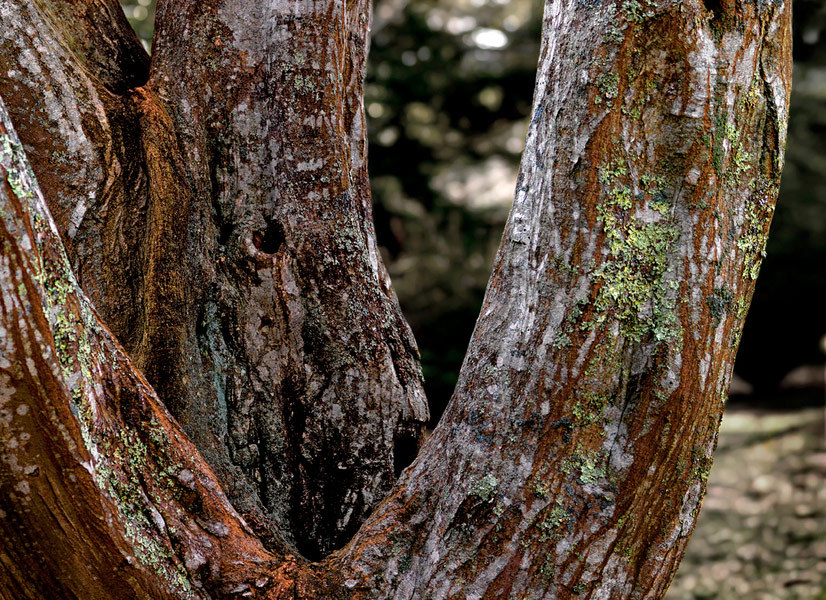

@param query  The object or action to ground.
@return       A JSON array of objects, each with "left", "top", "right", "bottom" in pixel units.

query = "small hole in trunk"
[{"left": 252, "top": 220, "right": 285, "bottom": 254}]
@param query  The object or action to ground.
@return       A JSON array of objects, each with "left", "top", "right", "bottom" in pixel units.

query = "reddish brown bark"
[
  {"left": 1, "top": 0, "right": 427, "bottom": 559},
  {"left": 0, "top": 0, "right": 791, "bottom": 598}
]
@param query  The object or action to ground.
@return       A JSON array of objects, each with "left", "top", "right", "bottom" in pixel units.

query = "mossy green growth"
[
  {"left": 539, "top": 559, "right": 556, "bottom": 582},
  {"left": 691, "top": 445, "right": 714, "bottom": 484},
  {"left": 725, "top": 128, "right": 753, "bottom": 188},
  {"left": 533, "top": 478, "right": 551, "bottom": 499},
  {"left": 2, "top": 136, "right": 32, "bottom": 206},
  {"left": 470, "top": 473, "right": 499, "bottom": 503},
  {"left": 590, "top": 156, "right": 681, "bottom": 343},
  {"left": 620, "top": 543, "right": 637, "bottom": 560},
  {"left": 551, "top": 254, "right": 578, "bottom": 276},
  {"left": 739, "top": 77, "right": 763, "bottom": 112},
  {"left": 553, "top": 331, "right": 572, "bottom": 350},
  {"left": 615, "top": 513, "right": 634, "bottom": 530},
  {"left": 712, "top": 113, "right": 728, "bottom": 177}
]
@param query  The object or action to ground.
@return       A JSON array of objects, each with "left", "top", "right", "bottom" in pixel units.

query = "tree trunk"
[
  {"left": 0, "top": 0, "right": 790, "bottom": 598},
  {"left": 1, "top": 0, "right": 428, "bottom": 559}
]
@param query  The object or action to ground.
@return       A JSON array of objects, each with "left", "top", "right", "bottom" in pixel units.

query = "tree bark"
[
  {"left": 342, "top": 2, "right": 792, "bottom": 596},
  {"left": 0, "top": 98, "right": 277, "bottom": 599},
  {"left": 1, "top": 0, "right": 428, "bottom": 559},
  {"left": 0, "top": 0, "right": 790, "bottom": 598}
]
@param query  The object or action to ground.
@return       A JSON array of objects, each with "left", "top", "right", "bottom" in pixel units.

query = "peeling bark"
[{"left": 0, "top": 0, "right": 791, "bottom": 598}]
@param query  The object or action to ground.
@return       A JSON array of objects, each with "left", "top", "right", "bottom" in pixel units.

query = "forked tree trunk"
[
  {"left": 0, "top": 0, "right": 790, "bottom": 598},
  {"left": 0, "top": 0, "right": 428, "bottom": 559}
]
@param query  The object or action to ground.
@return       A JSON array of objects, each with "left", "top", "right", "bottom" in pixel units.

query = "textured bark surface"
[
  {"left": 0, "top": 0, "right": 791, "bottom": 598},
  {"left": 1, "top": 0, "right": 428, "bottom": 559},
  {"left": 0, "top": 0, "right": 150, "bottom": 350},
  {"left": 143, "top": 0, "right": 428, "bottom": 557},
  {"left": 341, "top": 1, "right": 792, "bottom": 596},
  {"left": 0, "top": 102, "right": 277, "bottom": 599}
]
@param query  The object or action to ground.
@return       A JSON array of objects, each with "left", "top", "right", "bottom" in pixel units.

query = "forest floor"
[{"left": 667, "top": 403, "right": 826, "bottom": 600}]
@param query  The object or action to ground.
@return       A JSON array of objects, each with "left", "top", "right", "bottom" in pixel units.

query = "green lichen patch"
[
  {"left": 571, "top": 390, "right": 610, "bottom": 427},
  {"left": 537, "top": 501, "right": 572, "bottom": 542},
  {"left": 738, "top": 76, "right": 766, "bottom": 120},
  {"left": 737, "top": 176, "right": 778, "bottom": 280},
  {"left": 532, "top": 476, "right": 551, "bottom": 500},
  {"left": 593, "top": 216, "right": 680, "bottom": 342},
  {"left": 470, "top": 473, "right": 499, "bottom": 503},
  {"left": 690, "top": 443, "right": 714, "bottom": 485},
  {"left": 713, "top": 112, "right": 755, "bottom": 188},
  {"left": 553, "top": 331, "right": 572, "bottom": 350},
  {"left": 603, "top": 6, "right": 625, "bottom": 45},
  {"left": 639, "top": 173, "right": 671, "bottom": 216},
  {"left": 1, "top": 137, "right": 33, "bottom": 206},
  {"left": 598, "top": 158, "right": 631, "bottom": 208},
  {"left": 586, "top": 156, "right": 682, "bottom": 343},
  {"left": 579, "top": 452, "right": 607, "bottom": 485},
  {"left": 561, "top": 446, "right": 609, "bottom": 486},
  {"left": 594, "top": 71, "right": 620, "bottom": 106},
  {"left": 622, "top": 0, "right": 657, "bottom": 23}
]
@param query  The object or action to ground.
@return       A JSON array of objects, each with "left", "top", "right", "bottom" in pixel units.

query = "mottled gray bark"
[
  {"left": 142, "top": 0, "right": 428, "bottom": 557},
  {"left": 1, "top": 0, "right": 427, "bottom": 559},
  {"left": 0, "top": 0, "right": 790, "bottom": 598}
]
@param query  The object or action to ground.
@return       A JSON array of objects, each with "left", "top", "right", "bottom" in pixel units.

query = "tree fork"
[
  {"left": 2, "top": 0, "right": 429, "bottom": 558},
  {"left": 0, "top": 0, "right": 790, "bottom": 598}
]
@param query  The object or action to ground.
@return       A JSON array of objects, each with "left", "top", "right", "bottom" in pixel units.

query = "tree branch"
[
  {"left": 30, "top": 0, "right": 150, "bottom": 92},
  {"left": 0, "top": 0, "right": 152, "bottom": 354},
  {"left": 0, "top": 96, "right": 279, "bottom": 599},
  {"left": 340, "top": 1, "right": 792, "bottom": 597},
  {"left": 145, "top": 0, "right": 429, "bottom": 556}
]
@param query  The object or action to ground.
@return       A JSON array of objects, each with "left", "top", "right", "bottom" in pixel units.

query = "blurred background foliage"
[{"left": 121, "top": 0, "right": 826, "bottom": 419}]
